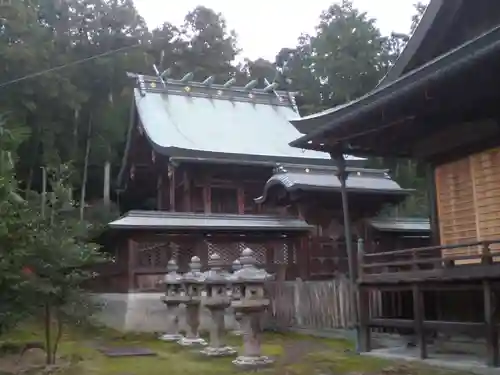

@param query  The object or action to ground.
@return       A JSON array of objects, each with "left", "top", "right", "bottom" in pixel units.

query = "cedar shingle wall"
[{"left": 436, "top": 147, "right": 500, "bottom": 260}]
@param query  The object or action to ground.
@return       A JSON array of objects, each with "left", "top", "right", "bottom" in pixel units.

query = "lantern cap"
[
  {"left": 231, "top": 247, "right": 274, "bottom": 283},
  {"left": 205, "top": 253, "right": 229, "bottom": 283},
  {"left": 163, "top": 258, "right": 183, "bottom": 283},
  {"left": 183, "top": 256, "right": 204, "bottom": 283},
  {"left": 232, "top": 258, "right": 242, "bottom": 271}
]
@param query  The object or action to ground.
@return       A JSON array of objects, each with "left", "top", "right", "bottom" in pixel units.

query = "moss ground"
[{"left": 0, "top": 323, "right": 473, "bottom": 375}]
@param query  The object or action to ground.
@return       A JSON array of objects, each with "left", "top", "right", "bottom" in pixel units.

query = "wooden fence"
[{"left": 266, "top": 277, "right": 384, "bottom": 331}]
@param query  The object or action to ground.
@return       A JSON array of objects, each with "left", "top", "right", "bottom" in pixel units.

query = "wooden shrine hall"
[
  {"left": 90, "top": 64, "right": 430, "bottom": 332},
  {"left": 289, "top": 0, "right": 500, "bottom": 367}
]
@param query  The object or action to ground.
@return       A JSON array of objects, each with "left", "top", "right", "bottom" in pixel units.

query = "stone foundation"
[{"left": 92, "top": 293, "right": 237, "bottom": 332}]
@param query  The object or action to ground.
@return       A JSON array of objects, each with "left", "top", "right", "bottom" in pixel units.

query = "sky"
[{"left": 133, "top": 0, "right": 429, "bottom": 61}]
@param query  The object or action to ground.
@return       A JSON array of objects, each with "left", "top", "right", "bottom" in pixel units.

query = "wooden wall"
[{"left": 435, "top": 146, "right": 500, "bottom": 259}]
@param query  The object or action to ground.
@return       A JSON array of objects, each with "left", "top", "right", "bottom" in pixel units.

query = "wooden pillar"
[
  {"left": 358, "top": 286, "right": 371, "bottom": 352},
  {"left": 237, "top": 186, "right": 245, "bottom": 214},
  {"left": 203, "top": 181, "right": 211, "bottom": 213},
  {"left": 357, "top": 239, "right": 370, "bottom": 352},
  {"left": 483, "top": 280, "right": 499, "bottom": 367},
  {"left": 426, "top": 163, "right": 440, "bottom": 246},
  {"left": 168, "top": 164, "right": 176, "bottom": 212},
  {"left": 412, "top": 283, "right": 427, "bottom": 359},
  {"left": 156, "top": 172, "right": 162, "bottom": 210},
  {"left": 182, "top": 170, "right": 191, "bottom": 212},
  {"left": 127, "top": 239, "right": 137, "bottom": 292}
]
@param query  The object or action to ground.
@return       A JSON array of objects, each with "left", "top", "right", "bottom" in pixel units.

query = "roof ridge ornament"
[
  {"left": 137, "top": 74, "right": 147, "bottom": 97},
  {"left": 202, "top": 76, "right": 215, "bottom": 86},
  {"left": 264, "top": 78, "right": 283, "bottom": 104},
  {"left": 223, "top": 77, "right": 236, "bottom": 88},
  {"left": 244, "top": 79, "right": 258, "bottom": 90},
  {"left": 153, "top": 64, "right": 168, "bottom": 88},
  {"left": 180, "top": 72, "right": 194, "bottom": 83}
]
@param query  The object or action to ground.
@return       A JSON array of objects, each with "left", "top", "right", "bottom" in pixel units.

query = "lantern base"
[
  {"left": 233, "top": 355, "right": 274, "bottom": 368},
  {"left": 159, "top": 333, "right": 183, "bottom": 342},
  {"left": 200, "top": 346, "right": 237, "bottom": 357},
  {"left": 178, "top": 336, "right": 207, "bottom": 347}
]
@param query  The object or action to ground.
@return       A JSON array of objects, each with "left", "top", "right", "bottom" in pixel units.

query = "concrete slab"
[{"left": 364, "top": 346, "right": 500, "bottom": 375}]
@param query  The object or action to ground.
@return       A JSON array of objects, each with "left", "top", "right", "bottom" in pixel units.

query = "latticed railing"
[{"left": 358, "top": 239, "right": 500, "bottom": 283}]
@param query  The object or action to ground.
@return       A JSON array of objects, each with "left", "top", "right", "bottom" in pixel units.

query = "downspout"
[{"left": 331, "top": 152, "right": 360, "bottom": 352}]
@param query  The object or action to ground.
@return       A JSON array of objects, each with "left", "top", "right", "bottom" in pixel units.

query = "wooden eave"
[{"left": 289, "top": 25, "right": 500, "bottom": 159}]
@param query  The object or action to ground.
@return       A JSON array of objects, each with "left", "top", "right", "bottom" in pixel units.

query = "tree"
[
  {"left": 311, "top": 0, "right": 389, "bottom": 106},
  {"left": 273, "top": 0, "right": 391, "bottom": 116},
  {"left": 25, "top": 165, "right": 106, "bottom": 364},
  {"left": 177, "top": 6, "right": 240, "bottom": 80},
  {"left": 410, "top": 2, "right": 428, "bottom": 34}
]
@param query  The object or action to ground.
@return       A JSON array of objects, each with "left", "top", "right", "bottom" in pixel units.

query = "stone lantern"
[
  {"left": 178, "top": 256, "right": 207, "bottom": 347},
  {"left": 200, "top": 253, "right": 237, "bottom": 357},
  {"left": 230, "top": 258, "right": 244, "bottom": 336},
  {"left": 230, "top": 248, "right": 274, "bottom": 368},
  {"left": 159, "top": 259, "right": 188, "bottom": 342}
]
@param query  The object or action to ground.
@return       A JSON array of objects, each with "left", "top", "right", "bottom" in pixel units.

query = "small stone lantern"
[
  {"left": 178, "top": 256, "right": 207, "bottom": 347},
  {"left": 230, "top": 248, "right": 274, "bottom": 368},
  {"left": 159, "top": 259, "right": 188, "bottom": 342},
  {"left": 200, "top": 253, "right": 237, "bottom": 357}
]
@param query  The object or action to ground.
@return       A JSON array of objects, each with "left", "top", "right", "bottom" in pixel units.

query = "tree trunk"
[
  {"left": 103, "top": 160, "right": 111, "bottom": 208},
  {"left": 44, "top": 303, "right": 52, "bottom": 365},
  {"left": 80, "top": 113, "right": 92, "bottom": 221},
  {"left": 41, "top": 167, "right": 47, "bottom": 219}
]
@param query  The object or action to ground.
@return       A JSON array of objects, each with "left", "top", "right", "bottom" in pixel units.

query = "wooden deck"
[
  {"left": 357, "top": 238, "right": 500, "bottom": 367},
  {"left": 358, "top": 239, "right": 500, "bottom": 285}
]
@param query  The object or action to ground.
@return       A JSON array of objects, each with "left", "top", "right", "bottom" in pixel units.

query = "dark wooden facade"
[{"left": 288, "top": 1, "right": 500, "bottom": 367}]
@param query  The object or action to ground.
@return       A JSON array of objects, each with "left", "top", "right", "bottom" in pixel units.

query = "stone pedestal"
[
  {"left": 201, "top": 308, "right": 236, "bottom": 357},
  {"left": 231, "top": 311, "right": 244, "bottom": 336},
  {"left": 229, "top": 248, "right": 274, "bottom": 369},
  {"left": 178, "top": 303, "right": 206, "bottom": 347},
  {"left": 233, "top": 311, "right": 273, "bottom": 367},
  {"left": 159, "top": 301, "right": 183, "bottom": 342}
]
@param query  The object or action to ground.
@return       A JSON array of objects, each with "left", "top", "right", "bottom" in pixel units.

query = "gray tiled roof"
[
  {"left": 109, "top": 210, "right": 313, "bottom": 232},
  {"left": 255, "top": 164, "right": 412, "bottom": 203},
  {"left": 131, "top": 74, "right": 362, "bottom": 164},
  {"left": 369, "top": 217, "right": 431, "bottom": 232}
]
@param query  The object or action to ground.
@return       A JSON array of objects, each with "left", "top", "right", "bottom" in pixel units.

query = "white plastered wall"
[{"left": 92, "top": 293, "right": 237, "bottom": 332}]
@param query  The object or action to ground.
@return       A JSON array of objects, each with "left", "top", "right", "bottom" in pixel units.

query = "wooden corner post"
[{"left": 330, "top": 152, "right": 360, "bottom": 350}]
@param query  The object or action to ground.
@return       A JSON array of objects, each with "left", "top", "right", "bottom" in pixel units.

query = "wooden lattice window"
[
  {"left": 273, "top": 243, "right": 288, "bottom": 265},
  {"left": 135, "top": 242, "right": 178, "bottom": 269},
  {"left": 206, "top": 241, "right": 240, "bottom": 264},
  {"left": 239, "top": 243, "right": 266, "bottom": 264}
]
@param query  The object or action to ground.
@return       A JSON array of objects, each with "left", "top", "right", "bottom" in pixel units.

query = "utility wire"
[{"left": 0, "top": 42, "right": 146, "bottom": 89}]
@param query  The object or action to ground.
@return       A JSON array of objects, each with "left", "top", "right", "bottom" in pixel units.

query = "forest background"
[{"left": 0, "top": 0, "right": 428, "bottom": 218}]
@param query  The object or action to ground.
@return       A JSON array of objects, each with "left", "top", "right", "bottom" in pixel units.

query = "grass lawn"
[{"left": 0, "top": 323, "right": 473, "bottom": 375}]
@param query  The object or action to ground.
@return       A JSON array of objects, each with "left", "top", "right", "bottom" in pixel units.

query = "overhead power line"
[{"left": 0, "top": 42, "right": 145, "bottom": 89}]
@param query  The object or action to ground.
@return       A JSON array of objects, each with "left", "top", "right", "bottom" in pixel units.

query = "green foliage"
[{"left": 0, "top": 116, "right": 36, "bottom": 335}]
